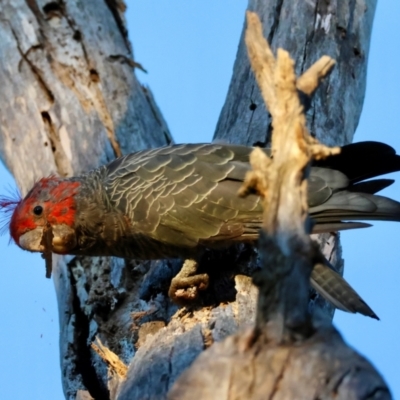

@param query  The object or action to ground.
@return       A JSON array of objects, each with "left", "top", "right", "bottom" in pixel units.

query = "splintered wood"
[{"left": 91, "top": 337, "right": 128, "bottom": 379}]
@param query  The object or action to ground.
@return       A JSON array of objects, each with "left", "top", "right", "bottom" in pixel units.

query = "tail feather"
[
  {"left": 312, "top": 222, "right": 371, "bottom": 233},
  {"left": 314, "top": 141, "right": 400, "bottom": 183},
  {"left": 311, "top": 192, "right": 400, "bottom": 232},
  {"left": 308, "top": 143, "right": 400, "bottom": 318},
  {"left": 310, "top": 262, "right": 379, "bottom": 320}
]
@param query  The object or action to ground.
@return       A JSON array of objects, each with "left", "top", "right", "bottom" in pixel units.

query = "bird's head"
[{"left": 0, "top": 177, "right": 81, "bottom": 254}]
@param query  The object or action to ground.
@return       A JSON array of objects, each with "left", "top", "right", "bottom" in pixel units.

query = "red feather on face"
[{"left": 0, "top": 177, "right": 80, "bottom": 245}]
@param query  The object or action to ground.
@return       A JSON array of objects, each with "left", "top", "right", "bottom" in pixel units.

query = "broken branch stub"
[
  {"left": 242, "top": 11, "right": 339, "bottom": 241},
  {"left": 240, "top": 10, "right": 338, "bottom": 339}
]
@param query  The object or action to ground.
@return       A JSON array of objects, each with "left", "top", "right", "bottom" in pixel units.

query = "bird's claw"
[{"left": 168, "top": 259, "right": 209, "bottom": 306}]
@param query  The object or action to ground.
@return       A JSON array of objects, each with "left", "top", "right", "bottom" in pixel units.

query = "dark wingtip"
[{"left": 359, "top": 298, "right": 380, "bottom": 320}]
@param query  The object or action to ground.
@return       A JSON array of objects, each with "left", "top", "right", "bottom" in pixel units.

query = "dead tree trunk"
[{"left": 0, "top": 1, "right": 378, "bottom": 399}]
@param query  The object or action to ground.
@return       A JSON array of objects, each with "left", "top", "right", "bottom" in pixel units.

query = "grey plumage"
[
  {"left": 21, "top": 141, "right": 400, "bottom": 319},
  {"left": 77, "top": 142, "right": 400, "bottom": 257}
]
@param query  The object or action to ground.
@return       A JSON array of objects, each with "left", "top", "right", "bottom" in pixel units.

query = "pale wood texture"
[
  {"left": 169, "top": 13, "right": 389, "bottom": 399},
  {"left": 215, "top": 0, "right": 376, "bottom": 147},
  {"left": 0, "top": 1, "right": 379, "bottom": 399}
]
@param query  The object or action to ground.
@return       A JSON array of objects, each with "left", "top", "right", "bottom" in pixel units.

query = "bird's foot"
[{"left": 168, "top": 259, "right": 209, "bottom": 306}]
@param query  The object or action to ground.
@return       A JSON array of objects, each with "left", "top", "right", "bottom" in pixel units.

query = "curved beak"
[
  {"left": 19, "top": 228, "right": 44, "bottom": 252},
  {"left": 18, "top": 225, "right": 77, "bottom": 254}
]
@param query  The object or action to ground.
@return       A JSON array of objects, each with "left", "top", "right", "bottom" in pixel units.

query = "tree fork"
[{"left": 0, "top": 1, "right": 379, "bottom": 399}]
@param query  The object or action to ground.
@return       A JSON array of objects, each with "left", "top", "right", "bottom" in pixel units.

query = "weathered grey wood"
[
  {"left": 0, "top": 0, "right": 171, "bottom": 192},
  {"left": 215, "top": 0, "right": 376, "bottom": 147},
  {"left": 0, "top": 1, "right": 170, "bottom": 399},
  {"left": 169, "top": 325, "right": 390, "bottom": 400},
  {"left": 0, "top": 1, "right": 380, "bottom": 400}
]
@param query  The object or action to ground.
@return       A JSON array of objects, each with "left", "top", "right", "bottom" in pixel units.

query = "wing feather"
[{"left": 100, "top": 143, "right": 400, "bottom": 250}]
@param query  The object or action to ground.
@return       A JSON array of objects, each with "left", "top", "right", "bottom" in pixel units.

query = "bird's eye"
[{"left": 33, "top": 205, "right": 43, "bottom": 216}]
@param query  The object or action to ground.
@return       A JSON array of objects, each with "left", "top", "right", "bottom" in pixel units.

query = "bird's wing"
[
  {"left": 103, "top": 144, "right": 262, "bottom": 248},
  {"left": 103, "top": 142, "right": 400, "bottom": 249},
  {"left": 100, "top": 142, "right": 400, "bottom": 318}
]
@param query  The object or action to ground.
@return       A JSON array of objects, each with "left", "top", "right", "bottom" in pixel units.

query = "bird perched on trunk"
[{"left": 2, "top": 141, "right": 400, "bottom": 319}]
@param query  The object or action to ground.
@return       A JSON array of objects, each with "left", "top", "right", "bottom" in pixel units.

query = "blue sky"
[{"left": 0, "top": 2, "right": 399, "bottom": 399}]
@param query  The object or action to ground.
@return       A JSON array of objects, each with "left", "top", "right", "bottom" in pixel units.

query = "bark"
[{"left": 0, "top": 1, "right": 380, "bottom": 400}]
